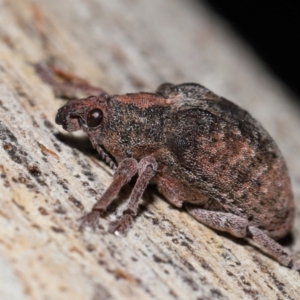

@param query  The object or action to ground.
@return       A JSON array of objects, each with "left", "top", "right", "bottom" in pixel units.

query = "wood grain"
[{"left": 0, "top": 1, "right": 299, "bottom": 299}]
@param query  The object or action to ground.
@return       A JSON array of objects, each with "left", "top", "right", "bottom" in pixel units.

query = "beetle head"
[{"left": 55, "top": 95, "right": 109, "bottom": 135}]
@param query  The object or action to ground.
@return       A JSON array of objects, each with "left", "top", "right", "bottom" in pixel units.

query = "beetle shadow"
[
  {"left": 55, "top": 132, "right": 97, "bottom": 156},
  {"left": 136, "top": 185, "right": 157, "bottom": 215},
  {"left": 277, "top": 232, "right": 295, "bottom": 246},
  {"left": 100, "top": 179, "right": 156, "bottom": 218},
  {"left": 54, "top": 132, "right": 116, "bottom": 172}
]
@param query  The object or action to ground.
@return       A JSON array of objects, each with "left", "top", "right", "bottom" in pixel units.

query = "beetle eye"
[{"left": 87, "top": 108, "right": 103, "bottom": 127}]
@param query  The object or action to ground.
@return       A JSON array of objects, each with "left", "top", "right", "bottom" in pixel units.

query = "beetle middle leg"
[{"left": 185, "top": 204, "right": 296, "bottom": 269}]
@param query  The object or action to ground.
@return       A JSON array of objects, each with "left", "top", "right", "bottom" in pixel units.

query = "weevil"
[{"left": 53, "top": 80, "right": 297, "bottom": 270}]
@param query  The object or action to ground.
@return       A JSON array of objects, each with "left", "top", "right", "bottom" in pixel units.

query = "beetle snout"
[
  {"left": 55, "top": 106, "right": 66, "bottom": 126},
  {"left": 55, "top": 105, "right": 82, "bottom": 132}
]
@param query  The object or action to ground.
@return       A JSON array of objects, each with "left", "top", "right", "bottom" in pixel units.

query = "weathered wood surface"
[{"left": 0, "top": 0, "right": 300, "bottom": 299}]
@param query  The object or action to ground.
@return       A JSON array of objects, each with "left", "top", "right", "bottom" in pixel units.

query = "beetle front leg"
[
  {"left": 186, "top": 204, "right": 297, "bottom": 269},
  {"left": 79, "top": 158, "right": 138, "bottom": 230},
  {"left": 108, "top": 156, "right": 158, "bottom": 235}
]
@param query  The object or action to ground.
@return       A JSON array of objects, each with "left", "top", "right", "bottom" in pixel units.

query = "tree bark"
[{"left": 0, "top": 0, "right": 300, "bottom": 299}]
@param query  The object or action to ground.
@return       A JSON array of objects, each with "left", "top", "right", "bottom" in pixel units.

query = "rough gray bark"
[{"left": 0, "top": 0, "right": 300, "bottom": 299}]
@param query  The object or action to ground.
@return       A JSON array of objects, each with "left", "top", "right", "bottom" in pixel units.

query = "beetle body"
[{"left": 56, "top": 83, "right": 295, "bottom": 268}]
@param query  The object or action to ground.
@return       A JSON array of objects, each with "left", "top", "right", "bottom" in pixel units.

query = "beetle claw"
[
  {"left": 108, "top": 214, "right": 133, "bottom": 236},
  {"left": 79, "top": 210, "right": 100, "bottom": 231}
]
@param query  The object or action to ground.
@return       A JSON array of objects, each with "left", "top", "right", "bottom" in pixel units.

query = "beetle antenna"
[{"left": 88, "top": 133, "right": 117, "bottom": 170}]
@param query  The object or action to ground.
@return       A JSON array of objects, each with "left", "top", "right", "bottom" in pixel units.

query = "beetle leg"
[
  {"left": 247, "top": 226, "right": 294, "bottom": 268},
  {"left": 79, "top": 158, "right": 138, "bottom": 230},
  {"left": 185, "top": 204, "right": 248, "bottom": 238},
  {"left": 108, "top": 156, "right": 158, "bottom": 235},
  {"left": 186, "top": 204, "right": 297, "bottom": 269}
]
